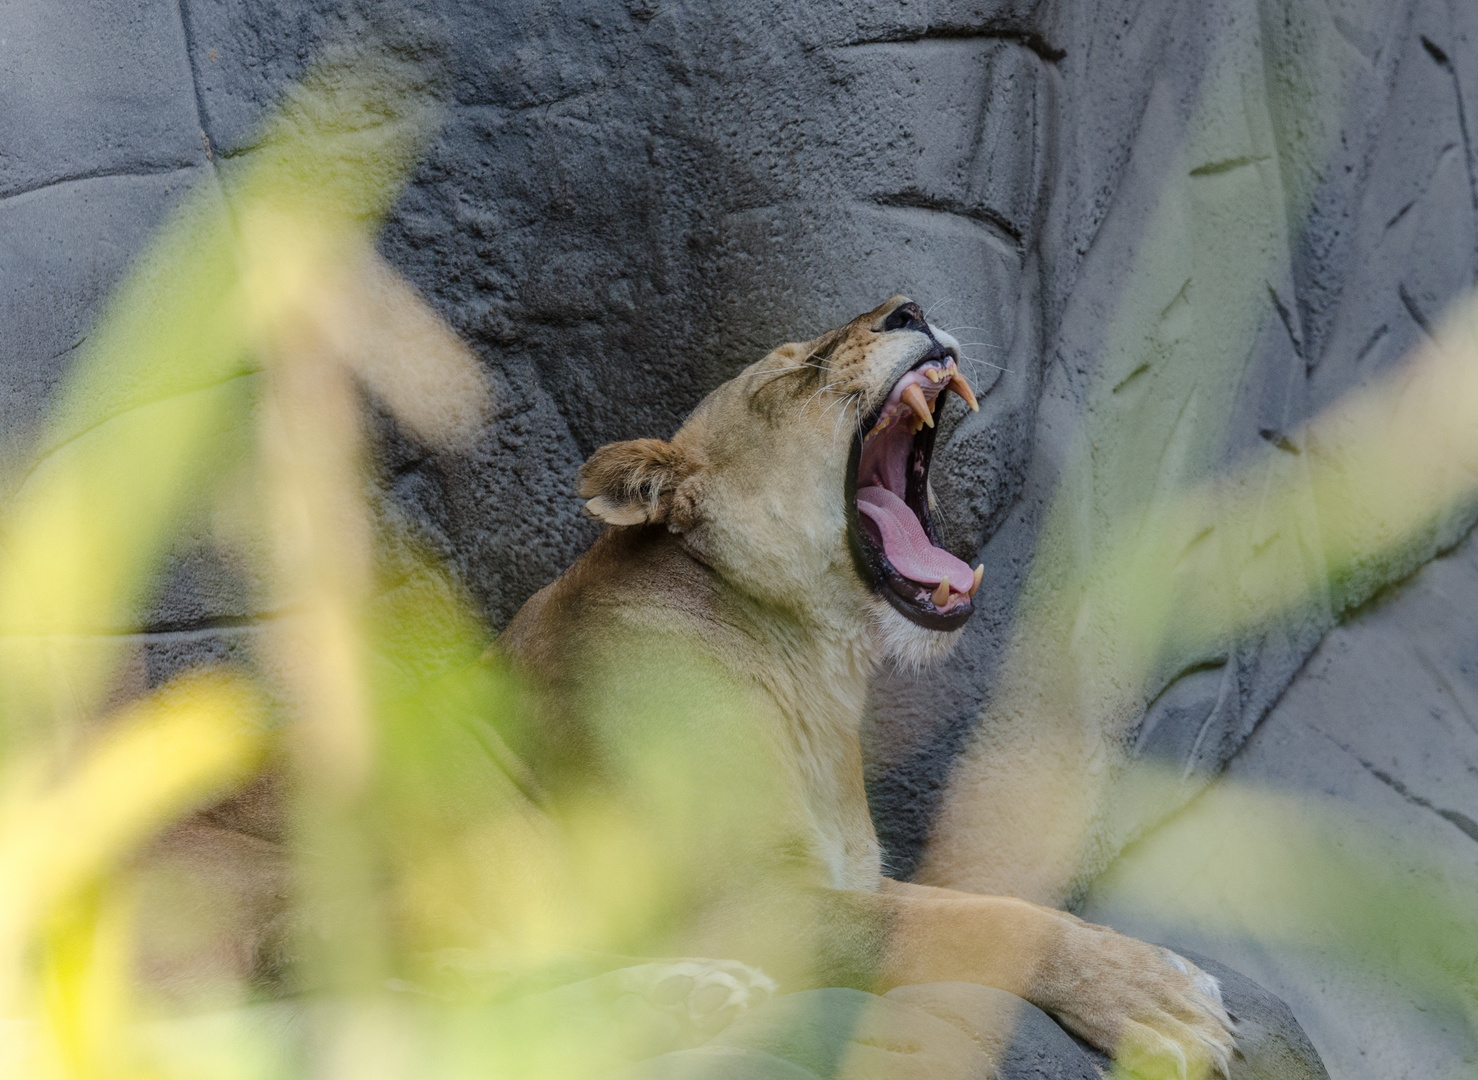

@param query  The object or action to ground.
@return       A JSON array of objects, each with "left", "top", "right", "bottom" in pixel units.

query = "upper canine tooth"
[
  {"left": 932, "top": 579, "right": 950, "bottom": 607},
  {"left": 970, "top": 564, "right": 984, "bottom": 596},
  {"left": 946, "top": 372, "right": 980, "bottom": 413},
  {"left": 901, "top": 384, "right": 934, "bottom": 428}
]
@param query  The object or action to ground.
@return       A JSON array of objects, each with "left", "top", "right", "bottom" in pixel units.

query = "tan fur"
[
  {"left": 578, "top": 437, "right": 702, "bottom": 527},
  {"left": 133, "top": 772, "right": 292, "bottom": 1000},
  {"left": 501, "top": 297, "right": 1236, "bottom": 1077}
]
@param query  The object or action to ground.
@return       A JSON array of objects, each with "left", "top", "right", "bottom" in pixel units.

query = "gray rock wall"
[
  {"left": 1, "top": 2, "right": 1475, "bottom": 1063},
  {"left": 892, "top": 0, "right": 1478, "bottom": 902},
  {"left": 1081, "top": 520, "right": 1478, "bottom": 1078}
]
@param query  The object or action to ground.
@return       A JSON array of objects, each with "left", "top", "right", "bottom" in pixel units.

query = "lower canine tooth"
[
  {"left": 901, "top": 384, "right": 935, "bottom": 428},
  {"left": 932, "top": 580, "right": 950, "bottom": 607},
  {"left": 971, "top": 564, "right": 984, "bottom": 596}
]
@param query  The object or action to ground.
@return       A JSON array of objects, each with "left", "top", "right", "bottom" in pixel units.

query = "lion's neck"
[{"left": 728, "top": 587, "right": 884, "bottom": 890}]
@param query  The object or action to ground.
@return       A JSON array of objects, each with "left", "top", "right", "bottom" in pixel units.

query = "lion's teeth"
[
  {"left": 945, "top": 372, "right": 980, "bottom": 412},
  {"left": 932, "top": 579, "right": 950, "bottom": 607},
  {"left": 901, "top": 384, "right": 934, "bottom": 428},
  {"left": 970, "top": 564, "right": 984, "bottom": 596}
]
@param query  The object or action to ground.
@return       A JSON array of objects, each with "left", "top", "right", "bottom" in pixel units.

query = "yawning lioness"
[{"left": 500, "top": 297, "right": 1235, "bottom": 1076}]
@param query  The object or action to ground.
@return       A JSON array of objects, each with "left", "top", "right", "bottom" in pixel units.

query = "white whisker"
[
  {"left": 801, "top": 381, "right": 841, "bottom": 413},
  {"left": 748, "top": 361, "right": 830, "bottom": 379},
  {"left": 819, "top": 388, "right": 857, "bottom": 424},
  {"left": 831, "top": 393, "right": 861, "bottom": 452},
  {"left": 958, "top": 355, "right": 1008, "bottom": 373}
]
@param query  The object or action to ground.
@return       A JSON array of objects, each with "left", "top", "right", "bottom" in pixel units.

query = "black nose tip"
[{"left": 882, "top": 301, "right": 929, "bottom": 334}]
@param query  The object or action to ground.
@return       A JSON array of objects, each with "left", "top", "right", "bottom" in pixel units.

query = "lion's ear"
[{"left": 577, "top": 438, "right": 699, "bottom": 527}]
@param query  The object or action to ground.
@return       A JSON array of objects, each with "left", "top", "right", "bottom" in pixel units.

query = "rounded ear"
[{"left": 577, "top": 438, "right": 700, "bottom": 527}]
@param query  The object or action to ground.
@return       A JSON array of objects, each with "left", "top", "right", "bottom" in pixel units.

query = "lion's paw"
[
  {"left": 613, "top": 958, "right": 777, "bottom": 1036},
  {"left": 1040, "top": 924, "right": 1235, "bottom": 1080}
]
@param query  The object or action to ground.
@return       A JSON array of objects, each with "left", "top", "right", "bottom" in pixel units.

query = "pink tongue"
[{"left": 857, "top": 486, "right": 974, "bottom": 592}]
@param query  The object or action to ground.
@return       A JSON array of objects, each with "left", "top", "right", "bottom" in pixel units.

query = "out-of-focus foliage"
[
  {"left": 0, "top": 46, "right": 818, "bottom": 1080},
  {"left": 0, "top": 38, "right": 1474, "bottom": 1080}
]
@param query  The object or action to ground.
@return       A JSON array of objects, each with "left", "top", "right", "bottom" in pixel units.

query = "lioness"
[{"left": 500, "top": 297, "right": 1235, "bottom": 1076}]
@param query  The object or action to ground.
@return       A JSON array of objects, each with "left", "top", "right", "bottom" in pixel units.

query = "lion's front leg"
[{"left": 875, "top": 879, "right": 1235, "bottom": 1080}]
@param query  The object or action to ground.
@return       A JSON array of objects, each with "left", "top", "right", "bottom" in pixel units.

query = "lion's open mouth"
[{"left": 850, "top": 347, "right": 982, "bottom": 631}]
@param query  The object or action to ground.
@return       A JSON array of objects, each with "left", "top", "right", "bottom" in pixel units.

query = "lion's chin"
[{"left": 868, "top": 597, "right": 966, "bottom": 671}]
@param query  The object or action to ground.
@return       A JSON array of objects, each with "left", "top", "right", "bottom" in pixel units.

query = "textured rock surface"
[
  {"left": 1174, "top": 953, "right": 1331, "bottom": 1080},
  {"left": 2, "top": 0, "right": 1476, "bottom": 1071},
  {"left": 1081, "top": 525, "right": 1478, "bottom": 1078},
  {"left": 880, "top": 0, "right": 1478, "bottom": 905}
]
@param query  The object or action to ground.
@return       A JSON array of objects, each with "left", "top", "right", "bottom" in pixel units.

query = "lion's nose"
[{"left": 882, "top": 301, "right": 929, "bottom": 334}]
